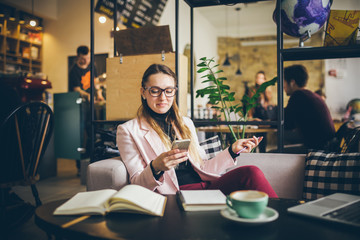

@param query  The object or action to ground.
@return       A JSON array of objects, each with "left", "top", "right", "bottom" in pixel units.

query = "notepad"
[{"left": 177, "top": 190, "right": 226, "bottom": 211}]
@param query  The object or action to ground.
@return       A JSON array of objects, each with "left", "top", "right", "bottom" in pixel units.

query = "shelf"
[
  {"left": 19, "top": 39, "right": 42, "bottom": 46},
  {"left": 184, "top": 0, "right": 269, "bottom": 7},
  {"left": 20, "top": 39, "right": 31, "bottom": 44},
  {"left": 5, "top": 35, "right": 18, "bottom": 41},
  {"left": 6, "top": 53, "right": 21, "bottom": 58},
  {"left": 281, "top": 45, "right": 360, "bottom": 61}
]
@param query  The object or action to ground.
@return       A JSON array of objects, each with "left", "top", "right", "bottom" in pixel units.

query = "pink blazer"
[{"left": 116, "top": 116, "right": 237, "bottom": 195}]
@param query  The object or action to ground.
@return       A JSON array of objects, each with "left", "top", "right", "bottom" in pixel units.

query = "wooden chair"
[{"left": 0, "top": 102, "right": 53, "bottom": 208}]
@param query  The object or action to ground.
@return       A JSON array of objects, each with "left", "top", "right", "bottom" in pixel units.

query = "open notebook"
[{"left": 288, "top": 193, "right": 360, "bottom": 227}]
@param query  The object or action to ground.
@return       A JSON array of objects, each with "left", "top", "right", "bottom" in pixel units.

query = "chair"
[
  {"left": 0, "top": 102, "right": 53, "bottom": 208},
  {"left": 325, "top": 121, "right": 360, "bottom": 153}
]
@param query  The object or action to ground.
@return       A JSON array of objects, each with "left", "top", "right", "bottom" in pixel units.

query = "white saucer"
[{"left": 220, "top": 207, "right": 279, "bottom": 226}]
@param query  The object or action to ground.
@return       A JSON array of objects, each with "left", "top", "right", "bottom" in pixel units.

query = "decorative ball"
[{"left": 273, "top": 0, "right": 332, "bottom": 37}]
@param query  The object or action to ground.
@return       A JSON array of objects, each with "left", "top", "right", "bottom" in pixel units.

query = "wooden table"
[{"left": 35, "top": 196, "right": 359, "bottom": 240}]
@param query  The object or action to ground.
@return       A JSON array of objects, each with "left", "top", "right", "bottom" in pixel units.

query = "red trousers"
[{"left": 179, "top": 166, "right": 278, "bottom": 198}]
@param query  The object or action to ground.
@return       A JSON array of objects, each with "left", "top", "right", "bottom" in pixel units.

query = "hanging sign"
[{"left": 95, "top": 0, "right": 168, "bottom": 28}]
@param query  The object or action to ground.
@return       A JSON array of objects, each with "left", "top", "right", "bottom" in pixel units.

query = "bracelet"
[{"left": 150, "top": 161, "right": 163, "bottom": 176}]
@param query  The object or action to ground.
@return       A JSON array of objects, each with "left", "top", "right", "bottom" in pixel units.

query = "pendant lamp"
[
  {"left": 223, "top": 7, "right": 231, "bottom": 66},
  {"left": 29, "top": 0, "right": 37, "bottom": 27},
  {"left": 235, "top": 7, "right": 242, "bottom": 75}
]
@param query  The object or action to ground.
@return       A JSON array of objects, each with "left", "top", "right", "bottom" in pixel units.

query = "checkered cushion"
[
  {"left": 199, "top": 135, "right": 222, "bottom": 160},
  {"left": 303, "top": 151, "right": 360, "bottom": 200}
]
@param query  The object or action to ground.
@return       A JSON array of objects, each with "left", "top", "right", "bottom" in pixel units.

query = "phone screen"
[{"left": 171, "top": 139, "right": 191, "bottom": 150}]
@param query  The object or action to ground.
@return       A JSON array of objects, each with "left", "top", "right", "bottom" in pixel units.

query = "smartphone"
[{"left": 171, "top": 139, "right": 191, "bottom": 150}]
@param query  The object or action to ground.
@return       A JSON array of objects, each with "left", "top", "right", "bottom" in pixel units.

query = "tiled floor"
[{"left": 4, "top": 159, "right": 86, "bottom": 240}]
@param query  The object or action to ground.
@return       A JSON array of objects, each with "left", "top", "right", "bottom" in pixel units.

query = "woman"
[
  {"left": 248, "top": 71, "right": 272, "bottom": 120},
  {"left": 117, "top": 64, "right": 277, "bottom": 197}
]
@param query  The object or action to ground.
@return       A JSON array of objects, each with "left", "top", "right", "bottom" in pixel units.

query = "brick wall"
[{"left": 217, "top": 33, "right": 325, "bottom": 106}]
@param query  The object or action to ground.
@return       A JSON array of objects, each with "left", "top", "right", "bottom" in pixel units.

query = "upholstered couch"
[{"left": 87, "top": 153, "right": 306, "bottom": 200}]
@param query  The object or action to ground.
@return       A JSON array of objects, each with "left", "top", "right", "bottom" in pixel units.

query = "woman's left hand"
[{"left": 231, "top": 136, "right": 263, "bottom": 154}]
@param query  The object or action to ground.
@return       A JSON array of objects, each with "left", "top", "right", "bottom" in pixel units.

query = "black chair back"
[
  {"left": 0, "top": 102, "right": 53, "bottom": 206},
  {"left": 325, "top": 121, "right": 360, "bottom": 153}
]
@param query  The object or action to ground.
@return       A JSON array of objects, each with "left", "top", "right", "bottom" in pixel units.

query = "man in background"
[
  {"left": 68, "top": 46, "right": 104, "bottom": 170},
  {"left": 69, "top": 45, "right": 104, "bottom": 101},
  {"left": 283, "top": 65, "right": 335, "bottom": 153}
]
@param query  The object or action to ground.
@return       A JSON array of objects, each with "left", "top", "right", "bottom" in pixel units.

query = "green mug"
[{"left": 226, "top": 190, "right": 268, "bottom": 219}]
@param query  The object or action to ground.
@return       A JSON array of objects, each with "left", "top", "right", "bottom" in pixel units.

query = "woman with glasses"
[{"left": 116, "top": 64, "right": 277, "bottom": 197}]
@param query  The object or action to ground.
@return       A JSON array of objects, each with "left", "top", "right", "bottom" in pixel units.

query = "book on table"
[
  {"left": 53, "top": 184, "right": 167, "bottom": 217},
  {"left": 177, "top": 190, "right": 226, "bottom": 211}
]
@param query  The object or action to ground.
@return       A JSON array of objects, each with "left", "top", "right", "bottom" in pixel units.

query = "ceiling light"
[
  {"left": 99, "top": 16, "right": 107, "bottom": 23},
  {"left": 235, "top": 7, "right": 242, "bottom": 75},
  {"left": 223, "top": 53, "right": 231, "bottom": 66},
  {"left": 30, "top": 19, "right": 36, "bottom": 27},
  {"left": 30, "top": 0, "right": 37, "bottom": 27},
  {"left": 223, "top": 7, "right": 231, "bottom": 66}
]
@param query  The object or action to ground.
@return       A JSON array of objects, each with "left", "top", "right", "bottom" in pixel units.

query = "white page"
[
  {"left": 110, "top": 185, "right": 166, "bottom": 215},
  {"left": 54, "top": 189, "right": 117, "bottom": 215}
]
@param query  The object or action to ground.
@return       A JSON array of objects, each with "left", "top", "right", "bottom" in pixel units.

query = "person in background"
[
  {"left": 68, "top": 46, "right": 104, "bottom": 170},
  {"left": 116, "top": 64, "right": 278, "bottom": 197},
  {"left": 247, "top": 71, "right": 274, "bottom": 152},
  {"left": 69, "top": 45, "right": 104, "bottom": 102},
  {"left": 248, "top": 71, "right": 272, "bottom": 120},
  {"left": 315, "top": 89, "right": 326, "bottom": 101},
  {"left": 283, "top": 65, "right": 335, "bottom": 153}
]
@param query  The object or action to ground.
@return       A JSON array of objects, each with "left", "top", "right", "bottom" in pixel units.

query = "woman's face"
[
  {"left": 255, "top": 73, "right": 266, "bottom": 85},
  {"left": 141, "top": 73, "right": 176, "bottom": 114}
]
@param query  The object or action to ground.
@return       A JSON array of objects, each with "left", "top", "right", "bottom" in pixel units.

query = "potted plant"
[{"left": 195, "top": 57, "right": 277, "bottom": 141}]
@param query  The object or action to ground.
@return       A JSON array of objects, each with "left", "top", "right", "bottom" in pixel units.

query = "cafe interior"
[{"left": 0, "top": 0, "right": 360, "bottom": 239}]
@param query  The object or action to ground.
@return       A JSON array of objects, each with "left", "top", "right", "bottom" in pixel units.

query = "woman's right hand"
[{"left": 151, "top": 149, "right": 189, "bottom": 172}]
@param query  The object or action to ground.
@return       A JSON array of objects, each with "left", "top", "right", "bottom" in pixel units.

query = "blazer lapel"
[
  {"left": 139, "top": 118, "right": 180, "bottom": 190},
  {"left": 139, "top": 119, "right": 167, "bottom": 158}
]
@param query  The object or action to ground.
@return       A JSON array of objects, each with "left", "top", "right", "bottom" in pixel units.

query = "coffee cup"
[{"left": 226, "top": 190, "right": 268, "bottom": 219}]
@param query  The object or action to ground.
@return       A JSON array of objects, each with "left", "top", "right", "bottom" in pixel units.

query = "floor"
[{"left": 4, "top": 159, "right": 86, "bottom": 240}]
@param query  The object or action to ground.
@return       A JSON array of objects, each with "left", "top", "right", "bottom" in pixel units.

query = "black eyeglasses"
[{"left": 144, "top": 86, "right": 177, "bottom": 97}]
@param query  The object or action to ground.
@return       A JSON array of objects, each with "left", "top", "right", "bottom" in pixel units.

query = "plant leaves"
[{"left": 197, "top": 67, "right": 208, "bottom": 73}]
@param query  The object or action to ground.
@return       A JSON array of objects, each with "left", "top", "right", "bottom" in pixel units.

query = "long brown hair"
[{"left": 137, "top": 64, "right": 203, "bottom": 165}]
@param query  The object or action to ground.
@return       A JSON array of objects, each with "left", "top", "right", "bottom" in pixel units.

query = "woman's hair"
[{"left": 137, "top": 64, "right": 203, "bottom": 165}]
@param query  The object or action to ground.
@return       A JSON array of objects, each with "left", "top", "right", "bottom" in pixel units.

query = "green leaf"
[
  {"left": 197, "top": 62, "right": 207, "bottom": 67},
  {"left": 200, "top": 57, "right": 207, "bottom": 61},
  {"left": 197, "top": 67, "right": 208, "bottom": 73}
]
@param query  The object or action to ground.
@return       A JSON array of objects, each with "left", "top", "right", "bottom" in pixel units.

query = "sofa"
[{"left": 87, "top": 153, "right": 306, "bottom": 200}]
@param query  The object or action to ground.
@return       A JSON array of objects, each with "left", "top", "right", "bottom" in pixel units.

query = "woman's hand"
[
  {"left": 151, "top": 149, "right": 189, "bottom": 172},
  {"left": 231, "top": 136, "right": 263, "bottom": 154}
]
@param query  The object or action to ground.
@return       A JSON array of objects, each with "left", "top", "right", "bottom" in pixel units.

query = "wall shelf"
[
  {"left": 0, "top": 16, "right": 43, "bottom": 73},
  {"left": 281, "top": 45, "right": 360, "bottom": 61}
]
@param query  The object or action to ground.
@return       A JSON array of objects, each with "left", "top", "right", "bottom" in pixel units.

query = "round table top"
[{"left": 35, "top": 196, "right": 360, "bottom": 240}]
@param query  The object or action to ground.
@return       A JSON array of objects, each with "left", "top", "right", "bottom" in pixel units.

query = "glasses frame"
[{"left": 143, "top": 86, "right": 178, "bottom": 97}]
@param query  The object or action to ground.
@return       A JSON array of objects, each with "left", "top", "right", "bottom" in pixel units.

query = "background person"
[
  {"left": 248, "top": 71, "right": 273, "bottom": 120},
  {"left": 68, "top": 45, "right": 104, "bottom": 169},
  {"left": 69, "top": 45, "right": 104, "bottom": 102},
  {"left": 283, "top": 65, "right": 335, "bottom": 153},
  {"left": 247, "top": 71, "right": 275, "bottom": 152},
  {"left": 116, "top": 64, "right": 277, "bottom": 197}
]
